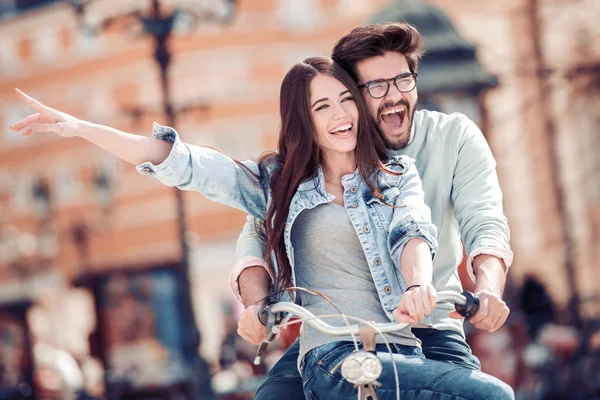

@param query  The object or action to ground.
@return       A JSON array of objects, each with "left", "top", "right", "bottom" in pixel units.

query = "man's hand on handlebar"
[
  {"left": 392, "top": 284, "right": 437, "bottom": 324},
  {"left": 449, "top": 290, "right": 509, "bottom": 333},
  {"left": 238, "top": 303, "right": 271, "bottom": 345}
]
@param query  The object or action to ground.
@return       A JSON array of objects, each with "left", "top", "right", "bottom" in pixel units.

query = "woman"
[{"left": 10, "top": 57, "right": 512, "bottom": 400}]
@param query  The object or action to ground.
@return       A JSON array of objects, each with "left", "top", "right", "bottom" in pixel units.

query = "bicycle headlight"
[
  {"left": 341, "top": 358, "right": 363, "bottom": 381},
  {"left": 341, "top": 351, "right": 383, "bottom": 385}
]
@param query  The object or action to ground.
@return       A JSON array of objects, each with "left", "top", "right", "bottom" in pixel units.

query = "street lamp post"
[
  {"left": 67, "top": 1, "right": 238, "bottom": 398},
  {"left": 146, "top": 3, "right": 210, "bottom": 398}
]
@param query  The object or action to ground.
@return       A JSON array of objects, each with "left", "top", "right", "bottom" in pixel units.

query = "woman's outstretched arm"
[
  {"left": 9, "top": 89, "right": 172, "bottom": 166},
  {"left": 10, "top": 89, "right": 270, "bottom": 219}
]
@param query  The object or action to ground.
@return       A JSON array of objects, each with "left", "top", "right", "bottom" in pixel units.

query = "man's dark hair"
[{"left": 332, "top": 22, "right": 424, "bottom": 82}]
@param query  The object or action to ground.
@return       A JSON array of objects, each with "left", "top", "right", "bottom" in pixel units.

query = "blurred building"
[{"left": 0, "top": 0, "right": 598, "bottom": 396}]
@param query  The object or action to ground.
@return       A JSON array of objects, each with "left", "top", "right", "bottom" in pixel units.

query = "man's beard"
[{"left": 377, "top": 99, "right": 416, "bottom": 151}]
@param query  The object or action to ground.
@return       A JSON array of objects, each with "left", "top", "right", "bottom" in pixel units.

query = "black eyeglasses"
[{"left": 359, "top": 72, "right": 418, "bottom": 99}]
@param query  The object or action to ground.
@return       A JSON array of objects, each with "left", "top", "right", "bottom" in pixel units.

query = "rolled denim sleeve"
[
  {"left": 386, "top": 156, "right": 438, "bottom": 266},
  {"left": 450, "top": 115, "right": 513, "bottom": 281},
  {"left": 229, "top": 215, "right": 273, "bottom": 302},
  {"left": 136, "top": 122, "right": 269, "bottom": 219}
]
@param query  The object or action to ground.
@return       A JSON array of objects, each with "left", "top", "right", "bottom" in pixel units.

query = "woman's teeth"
[{"left": 329, "top": 124, "right": 353, "bottom": 135}]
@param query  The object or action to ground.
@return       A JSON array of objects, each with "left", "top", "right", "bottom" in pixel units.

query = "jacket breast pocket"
[{"left": 364, "top": 187, "right": 402, "bottom": 235}]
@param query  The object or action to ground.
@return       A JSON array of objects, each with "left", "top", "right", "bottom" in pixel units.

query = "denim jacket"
[{"left": 137, "top": 123, "right": 438, "bottom": 320}]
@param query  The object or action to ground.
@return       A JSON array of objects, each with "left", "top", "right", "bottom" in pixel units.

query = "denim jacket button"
[
  {"left": 374, "top": 258, "right": 381, "bottom": 265},
  {"left": 384, "top": 286, "right": 392, "bottom": 294},
  {"left": 351, "top": 202, "right": 358, "bottom": 208},
  {"left": 350, "top": 186, "right": 357, "bottom": 193},
  {"left": 142, "top": 167, "right": 151, "bottom": 173},
  {"left": 363, "top": 226, "right": 371, "bottom": 233}
]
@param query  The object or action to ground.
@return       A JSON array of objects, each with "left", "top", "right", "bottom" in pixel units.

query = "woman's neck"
[{"left": 321, "top": 151, "right": 357, "bottom": 184}]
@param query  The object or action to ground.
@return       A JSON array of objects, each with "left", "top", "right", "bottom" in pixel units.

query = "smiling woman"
[
  {"left": 251, "top": 56, "right": 402, "bottom": 292},
  {"left": 310, "top": 74, "right": 359, "bottom": 160}
]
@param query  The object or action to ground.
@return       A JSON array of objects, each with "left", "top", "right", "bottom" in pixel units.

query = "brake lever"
[
  {"left": 257, "top": 294, "right": 281, "bottom": 326},
  {"left": 254, "top": 298, "right": 285, "bottom": 365},
  {"left": 258, "top": 301, "right": 271, "bottom": 326}
]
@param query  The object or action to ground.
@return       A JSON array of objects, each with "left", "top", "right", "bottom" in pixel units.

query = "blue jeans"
[
  {"left": 255, "top": 340, "right": 305, "bottom": 400},
  {"left": 412, "top": 328, "right": 481, "bottom": 370},
  {"left": 254, "top": 328, "right": 502, "bottom": 400},
  {"left": 301, "top": 341, "right": 513, "bottom": 399}
]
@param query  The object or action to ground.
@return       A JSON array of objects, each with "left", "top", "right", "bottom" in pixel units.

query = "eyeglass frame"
[{"left": 358, "top": 72, "right": 418, "bottom": 99}]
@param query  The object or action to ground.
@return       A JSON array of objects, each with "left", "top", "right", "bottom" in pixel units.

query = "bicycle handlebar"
[
  {"left": 253, "top": 290, "right": 480, "bottom": 365},
  {"left": 269, "top": 291, "right": 477, "bottom": 335}
]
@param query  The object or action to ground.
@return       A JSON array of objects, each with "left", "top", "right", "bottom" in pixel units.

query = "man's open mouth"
[{"left": 380, "top": 107, "right": 406, "bottom": 130}]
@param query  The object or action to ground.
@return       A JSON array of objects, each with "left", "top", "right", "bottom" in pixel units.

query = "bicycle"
[{"left": 252, "top": 290, "right": 481, "bottom": 400}]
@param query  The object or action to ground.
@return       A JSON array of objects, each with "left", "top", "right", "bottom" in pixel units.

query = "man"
[{"left": 231, "top": 22, "right": 513, "bottom": 398}]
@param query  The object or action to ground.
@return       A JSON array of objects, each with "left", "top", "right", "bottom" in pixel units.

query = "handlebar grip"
[{"left": 455, "top": 291, "right": 480, "bottom": 318}]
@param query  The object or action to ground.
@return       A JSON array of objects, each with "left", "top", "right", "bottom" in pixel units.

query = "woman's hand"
[
  {"left": 9, "top": 89, "right": 90, "bottom": 138},
  {"left": 393, "top": 284, "right": 437, "bottom": 324}
]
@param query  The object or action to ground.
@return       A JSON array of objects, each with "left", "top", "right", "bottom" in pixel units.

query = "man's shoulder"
[
  {"left": 414, "top": 110, "right": 482, "bottom": 149},
  {"left": 415, "top": 109, "right": 473, "bottom": 132}
]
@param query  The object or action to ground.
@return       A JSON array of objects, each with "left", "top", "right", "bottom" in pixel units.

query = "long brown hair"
[{"left": 259, "top": 56, "right": 393, "bottom": 292}]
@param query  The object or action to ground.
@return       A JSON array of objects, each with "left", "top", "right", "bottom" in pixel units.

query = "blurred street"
[{"left": 0, "top": 0, "right": 599, "bottom": 399}]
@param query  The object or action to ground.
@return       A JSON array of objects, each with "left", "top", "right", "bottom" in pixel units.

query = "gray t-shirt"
[{"left": 292, "top": 202, "right": 419, "bottom": 365}]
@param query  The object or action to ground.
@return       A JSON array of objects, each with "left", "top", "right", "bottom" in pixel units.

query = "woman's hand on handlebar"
[
  {"left": 238, "top": 303, "right": 271, "bottom": 345},
  {"left": 393, "top": 284, "right": 437, "bottom": 324}
]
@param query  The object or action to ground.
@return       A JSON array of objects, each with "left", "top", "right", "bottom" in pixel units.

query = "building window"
[
  {"left": 54, "top": 166, "right": 81, "bottom": 206},
  {"left": 33, "top": 28, "right": 59, "bottom": 63},
  {"left": 0, "top": 37, "right": 18, "bottom": 74}
]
